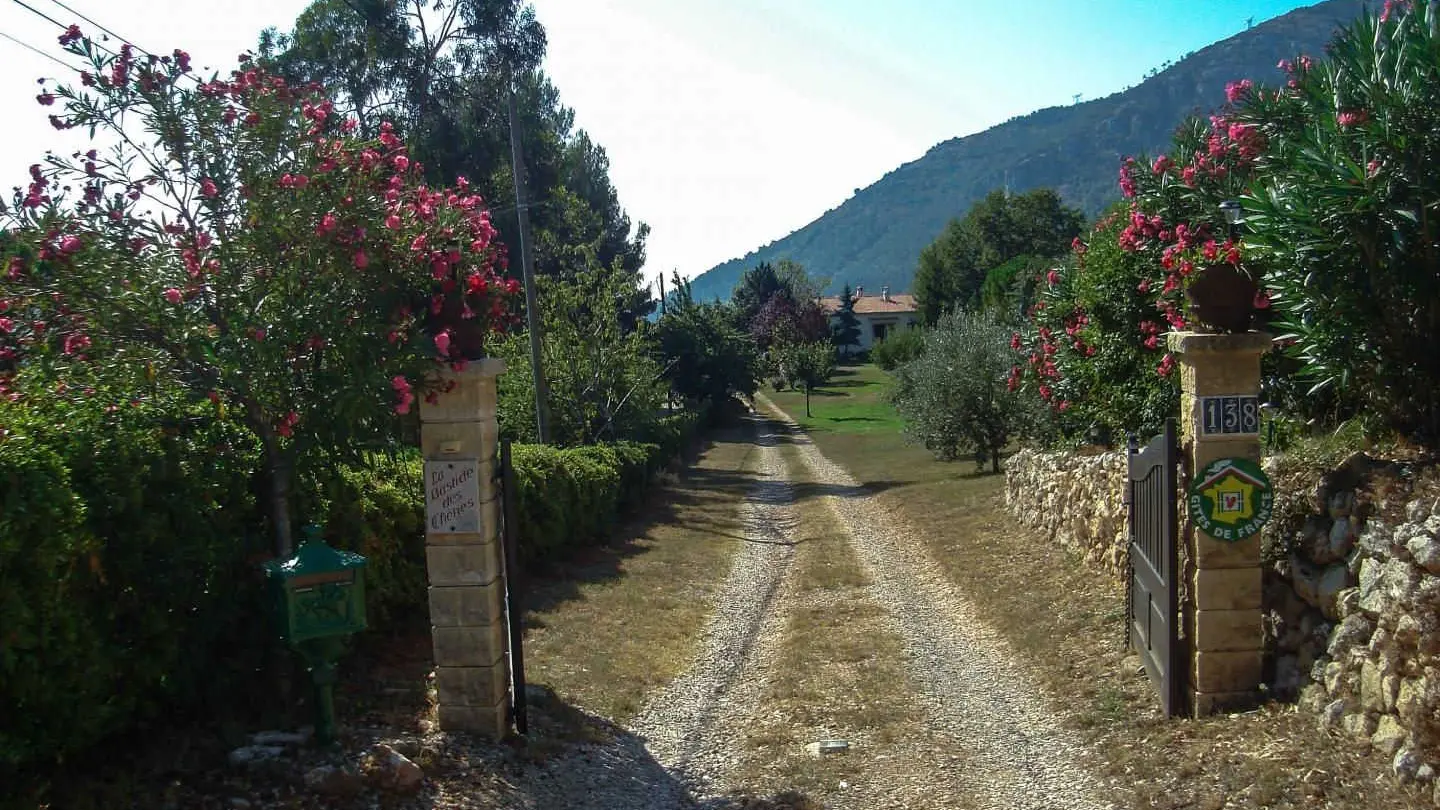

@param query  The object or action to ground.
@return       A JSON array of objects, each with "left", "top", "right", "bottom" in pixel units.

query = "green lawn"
[{"left": 764, "top": 362, "right": 906, "bottom": 436}]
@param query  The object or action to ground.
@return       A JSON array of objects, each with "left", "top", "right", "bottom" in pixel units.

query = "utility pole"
[
  {"left": 658, "top": 272, "right": 666, "bottom": 316},
  {"left": 506, "top": 67, "right": 551, "bottom": 444}
]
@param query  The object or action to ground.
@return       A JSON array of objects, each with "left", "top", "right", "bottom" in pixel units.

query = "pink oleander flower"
[
  {"left": 163, "top": 288, "right": 182, "bottom": 304},
  {"left": 1337, "top": 109, "right": 1368, "bottom": 127}
]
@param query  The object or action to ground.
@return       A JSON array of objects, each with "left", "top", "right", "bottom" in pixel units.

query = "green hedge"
[
  {"left": 0, "top": 396, "right": 703, "bottom": 773},
  {"left": 0, "top": 396, "right": 270, "bottom": 772}
]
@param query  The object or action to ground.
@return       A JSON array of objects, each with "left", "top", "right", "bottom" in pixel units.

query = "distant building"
[{"left": 818, "top": 285, "right": 918, "bottom": 353}]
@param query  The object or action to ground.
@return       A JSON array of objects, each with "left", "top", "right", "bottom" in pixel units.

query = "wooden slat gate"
[{"left": 1125, "top": 418, "right": 1184, "bottom": 717}]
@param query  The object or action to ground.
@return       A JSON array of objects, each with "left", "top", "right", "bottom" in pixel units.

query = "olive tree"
[{"left": 891, "top": 309, "right": 1032, "bottom": 471}]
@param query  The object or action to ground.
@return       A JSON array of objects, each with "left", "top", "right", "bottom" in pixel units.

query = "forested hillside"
[{"left": 688, "top": 0, "right": 1368, "bottom": 301}]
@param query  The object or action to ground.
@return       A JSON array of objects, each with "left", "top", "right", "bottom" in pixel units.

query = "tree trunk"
[
  {"left": 991, "top": 445, "right": 1002, "bottom": 474},
  {"left": 251, "top": 408, "right": 294, "bottom": 558},
  {"left": 805, "top": 386, "right": 812, "bottom": 418}
]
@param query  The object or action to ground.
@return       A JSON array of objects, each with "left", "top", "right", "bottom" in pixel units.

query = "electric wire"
[{"left": 0, "top": 27, "right": 73, "bottom": 70}]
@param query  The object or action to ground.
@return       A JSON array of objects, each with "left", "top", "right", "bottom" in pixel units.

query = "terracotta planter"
[
  {"left": 1185, "top": 263, "right": 1258, "bottom": 334},
  {"left": 426, "top": 297, "right": 489, "bottom": 361}
]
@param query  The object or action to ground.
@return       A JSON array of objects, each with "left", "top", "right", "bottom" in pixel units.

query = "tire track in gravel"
[
  {"left": 758, "top": 396, "right": 1115, "bottom": 810},
  {"left": 628, "top": 414, "right": 801, "bottom": 803}
]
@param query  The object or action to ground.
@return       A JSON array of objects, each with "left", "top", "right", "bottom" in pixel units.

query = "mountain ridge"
[{"left": 686, "top": 0, "right": 1371, "bottom": 302}]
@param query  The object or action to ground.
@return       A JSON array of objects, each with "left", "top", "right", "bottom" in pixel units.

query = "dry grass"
[
  {"left": 767, "top": 365, "right": 1432, "bottom": 810},
  {"left": 521, "top": 423, "right": 758, "bottom": 722}
]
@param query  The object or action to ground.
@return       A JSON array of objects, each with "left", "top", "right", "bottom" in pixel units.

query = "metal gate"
[
  {"left": 1125, "top": 418, "right": 1184, "bottom": 717},
  {"left": 498, "top": 440, "right": 529, "bottom": 735}
]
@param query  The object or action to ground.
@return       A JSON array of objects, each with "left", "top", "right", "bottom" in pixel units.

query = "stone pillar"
[
  {"left": 419, "top": 358, "right": 510, "bottom": 739},
  {"left": 1168, "top": 331, "right": 1272, "bottom": 716}
]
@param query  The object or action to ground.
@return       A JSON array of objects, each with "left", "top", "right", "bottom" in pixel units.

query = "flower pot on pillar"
[
  {"left": 426, "top": 298, "right": 491, "bottom": 361},
  {"left": 1185, "top": 263, "right": 1258, "bottom": 334}
]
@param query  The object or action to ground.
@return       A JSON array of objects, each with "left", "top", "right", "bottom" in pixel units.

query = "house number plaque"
[{"left": 1199, "top": 395, "right": 1260, "bottom": 437}]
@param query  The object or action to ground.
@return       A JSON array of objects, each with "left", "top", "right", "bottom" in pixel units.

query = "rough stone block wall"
[
  {"left": 1007, "top": 446, "right": 1440, "bottom": 789},
  {"left": 1264, "top": 452, "right": 1440, "bottom": 788},
  {"left": 1003, "top": 448, "right": 1128, "bottom": 582}
]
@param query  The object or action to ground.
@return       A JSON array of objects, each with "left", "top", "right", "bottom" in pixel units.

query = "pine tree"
[{"left": 831, "top": 283, "right": 861, "bottom": 355}]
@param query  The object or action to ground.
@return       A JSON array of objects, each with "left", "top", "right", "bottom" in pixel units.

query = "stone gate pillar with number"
[
  {"left": 419, "top": 358, "right": 510, "bottom": 738},
  {"left": 1167, "top": 331, "right": 1274, "bottom": 717}
]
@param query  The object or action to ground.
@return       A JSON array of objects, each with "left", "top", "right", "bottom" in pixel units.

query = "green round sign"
[{"left": 1187, "top": 457, "right": 1274, "bottom": 542}]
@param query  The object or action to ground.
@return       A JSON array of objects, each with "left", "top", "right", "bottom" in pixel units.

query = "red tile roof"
[{"left": 819, "top": 292, "right": 917, "bottom": 315}]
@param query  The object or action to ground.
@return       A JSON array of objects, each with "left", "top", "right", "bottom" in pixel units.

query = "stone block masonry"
[
  {"left": 419, "top": 358, "right": 511, "bottom": 741},
  {"left": 1170, "top": 330, "right": 1272, "bottom": 714}
]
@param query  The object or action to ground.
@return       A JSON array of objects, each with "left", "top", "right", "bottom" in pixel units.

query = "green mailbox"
[
  {"left": 263, "top": 525, "right": 367, "bottom": 746},
  {"left": 265, "top": 529, "right": 368, "bottom": 643}
]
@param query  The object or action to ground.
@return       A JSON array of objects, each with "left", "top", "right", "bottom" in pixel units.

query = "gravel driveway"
[
  {"left": 441, "top": 411, "right": 1114, "bottom": 809},
  {"left": 763, "top": 404, "right": 1116, "bottom": 810},
  {"left": 628, "top": 418, "right": 799, "bottom": 801}
]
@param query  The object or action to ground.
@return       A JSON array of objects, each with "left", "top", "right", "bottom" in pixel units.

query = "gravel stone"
[{"left": 765, "top": 403, "right": 1114, "bottom": 810}]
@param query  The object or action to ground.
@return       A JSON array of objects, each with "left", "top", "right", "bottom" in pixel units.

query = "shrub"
[
  {"left": 1018, "top": 207, "right": 1181, "bottom": 442},
  {"left": 871, "top": 326, "right": 925, "bottom": 370},
  {"left": 1239, "top": 4, "right": 1440, "bottom": 445},
  {"left": 510, "top": 440, "right": 661, "bottom": 567},
  {"left": 314, "top": 454, "right": 428, "bottom": 627},
  {"left": 0, "top": 32, "right": 518, "bottom": 560},
  {"left": 0, "top": 392, "right": 268, "bottom": 772}
]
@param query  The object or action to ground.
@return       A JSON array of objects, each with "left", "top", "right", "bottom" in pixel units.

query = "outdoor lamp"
[{"left": 1219, "top": 200, "right": 1244, "bottom": 240}]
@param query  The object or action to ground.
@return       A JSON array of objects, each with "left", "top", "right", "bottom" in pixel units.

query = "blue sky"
[{"left": 0, "top": 1, "right": 1321, "bottom": 284}]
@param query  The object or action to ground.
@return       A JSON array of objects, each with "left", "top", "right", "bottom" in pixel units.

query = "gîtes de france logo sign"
[{"left": 1187, "top": 457, "right": 1274, "bottom": 542}]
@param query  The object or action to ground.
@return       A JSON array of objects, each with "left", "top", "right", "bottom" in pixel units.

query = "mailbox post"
[{"left": 263, "top": 525, "right": 367, "bottom": 746}]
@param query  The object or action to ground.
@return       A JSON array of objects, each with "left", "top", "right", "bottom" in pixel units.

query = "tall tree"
[
  {"left": 731, "top": 261, "right": 786, "bottom": 327},
  {"left": 260, "top": 0, "right": 647, "bottom": 286},
  {"left": 831, "top": 283, "right": 862, "bottom": 354},
  {"left": 913, "top": 188, "right": 1084, "bottom": 323}
]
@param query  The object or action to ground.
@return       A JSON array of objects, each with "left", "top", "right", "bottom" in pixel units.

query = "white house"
[{"left": 819, "top": 286, "right": 919, "bottom": 353}]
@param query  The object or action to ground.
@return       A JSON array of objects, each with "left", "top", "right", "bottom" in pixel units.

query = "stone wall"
[
  {"left": 1006, "top": 445, "right": 1440, "bottom": 786},
  {"left": 1003, "top": 448, "right": 1128, "bottom": 582},
  {"left": 1265, "top": 452, "right": 1440, "bottom": 787}
]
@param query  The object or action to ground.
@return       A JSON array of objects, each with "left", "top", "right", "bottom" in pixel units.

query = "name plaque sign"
[{"left": 424, "top": 459, "right": 481, "bottom": 534}]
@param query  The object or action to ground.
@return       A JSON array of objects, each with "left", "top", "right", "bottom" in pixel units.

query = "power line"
[
  {"left": 9, "top": 0, "right": 67, "bottom": 32},
  {"left": 0, "top": 27, "right": 74, "bottom": 70},
  {"left": 10, "top": 0, "right": 214, "bottom": 88},
  {"left": 43, "top": 0, "right": 132, "bottom": 50}
]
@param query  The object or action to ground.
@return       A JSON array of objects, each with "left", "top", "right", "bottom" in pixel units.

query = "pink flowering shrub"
[
  {"left": 1015, "top": 100, "right": 1274, "bottom": 440},
  {"left": 1235, "top": 2, "right": 1440, "bottom": 444},
  {"left": 0, "top": 28, "right": 519, "bottom": 553}
]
